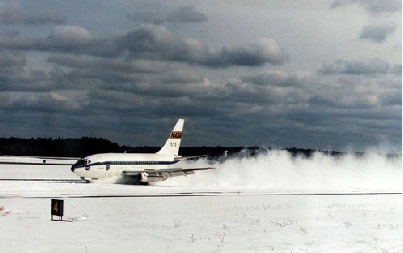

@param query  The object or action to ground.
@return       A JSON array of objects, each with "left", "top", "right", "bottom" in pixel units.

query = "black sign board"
[{"left": 51, "top": 199, "right": 64, "bottom": 221}]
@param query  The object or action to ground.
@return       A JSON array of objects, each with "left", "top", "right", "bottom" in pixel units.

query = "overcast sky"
[{"left": 0, "top": 0, "right": 401, "bottom": 151}]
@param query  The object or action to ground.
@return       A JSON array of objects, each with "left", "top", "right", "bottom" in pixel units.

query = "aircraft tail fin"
[{"left": 156, "top": 118, "right": 184, "bottom": 157}]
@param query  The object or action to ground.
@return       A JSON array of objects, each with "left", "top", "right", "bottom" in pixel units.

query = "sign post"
[{"left": 51, "top": 199, "right": 64, "bottom": 221}]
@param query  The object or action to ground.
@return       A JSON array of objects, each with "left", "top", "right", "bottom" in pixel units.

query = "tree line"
[{"left": 0, "top": 137, "right": 343, "bottom": 158}]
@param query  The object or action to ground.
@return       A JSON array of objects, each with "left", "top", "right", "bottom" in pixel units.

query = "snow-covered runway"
[{"left": 0, "top": 152, "right": 402, "bottom": 252}]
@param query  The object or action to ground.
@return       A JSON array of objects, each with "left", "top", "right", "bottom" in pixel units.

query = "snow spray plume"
[{"left": 160, "top": 149, "right": 402, "bottom": 193}]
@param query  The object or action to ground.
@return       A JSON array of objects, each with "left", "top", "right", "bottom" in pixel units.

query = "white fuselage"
[{"left": 71, "top": 153, "right": 178, "bottom": 181}]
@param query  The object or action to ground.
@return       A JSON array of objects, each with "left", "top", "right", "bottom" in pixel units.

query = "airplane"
[{"left": 71, "top": 118, "right": 214, "bottom": 184}]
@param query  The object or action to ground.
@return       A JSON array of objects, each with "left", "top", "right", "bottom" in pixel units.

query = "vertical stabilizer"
[{"left": 156, "top": 118, "right": 184, "bottom": 157}]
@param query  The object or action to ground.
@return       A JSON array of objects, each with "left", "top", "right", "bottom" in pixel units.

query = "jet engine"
[
  {"left": 137, "top": 172, "right": 169, "bottom": 183},
  {"left": 138, "top": 172, "right": 149, "bottom": 183}
]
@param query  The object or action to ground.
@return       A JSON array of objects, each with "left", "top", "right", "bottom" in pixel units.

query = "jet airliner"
[{"left": 71, "top": 118, "right": 213, "bottom": 184}]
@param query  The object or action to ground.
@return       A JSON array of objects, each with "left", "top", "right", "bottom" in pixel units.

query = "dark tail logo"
[{"left": 169, "top": 131, "right": 182, "bottom": 139}]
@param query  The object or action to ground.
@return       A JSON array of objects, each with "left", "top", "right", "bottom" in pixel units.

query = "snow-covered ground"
[{"left": 0, "top": 151, "right": 402, "bottom": 252}]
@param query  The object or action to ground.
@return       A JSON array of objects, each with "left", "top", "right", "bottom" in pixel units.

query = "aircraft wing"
[
  {"left": 122, "top": 167, "right": 214, "bottom": 183},
  {"left": 174, "top": 155, "right": 209, "bottom": 161}
]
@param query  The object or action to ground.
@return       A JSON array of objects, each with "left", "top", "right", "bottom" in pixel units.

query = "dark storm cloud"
[
  {"left": 0, "top": 26, "right": 121, "bottom": 57},
  {"left": 119, "top": 25, "right": 285, "bottom": 66},
  {"left": 0, "top": 51, "right": 50, "bottom": 91},
  {"left": 319, "top": 59, "right": 394, "bottom": 75},
  {"left": 331, "top": 0, "right": 402, "bottom": 15},
  {"left": 208, "top": 38, "right": 286, "bottom": 66},
  {"left": 166, "top": 5, "right": 208, "bottom": 23},
  {"left": 127, "top": 5, "right": 207, "bottom": 24},
  {"left": 0, "top": 3, "right": 64, "bottom": 25},
  {"left": 0, "top": 69, "right": 49, "bottom": 91},
  {"left": 0, "top": 53, "right": 91, "bottom": 113},
  {"left": 7, "top": 52, "right": 396, "bottom": 135},
  {"left": 381, "top": 92, "right": 402, "bottom": 106},
  {"left": 311, "top": 73, "right": 401, "bottom": 113},
  {"left": 47, "top": 55, "right": 167, "bottom": 75},
  {"left": 244, "top": 70, "right": 308, "bottom": 87},
  {"left": 391, "top": 65, "right": 402, "bottom": 75},
  {"left": 359, "top": 23, "right": 397, "bottom": 43},
  {"left": 218, "top": 39, "right": 286, "bottom": 66},
  {"left": 0, "top": 50, "right": 25, "bottom": 67},
  {"left": 0, "top": 53, "right": 400, "bottom": 149},
  {"left": 279, "top": 107, "right": 401, "bottom": 148},
  {"left": 0, "top": 25, "right": 285, "bottom": 67},
  {"left": 234, "top": 67, "right": 400, "bottom": 149},
  {"left": 0, "top": 90, "right": 88, "bottom": 112},
  {"left": 0, "top": 26, "right": 92, "bottom": 51}
]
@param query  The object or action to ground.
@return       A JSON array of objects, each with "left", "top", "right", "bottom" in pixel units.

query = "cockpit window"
[{"left": 73, "top": 159, "right": 88, "bottom": 167}]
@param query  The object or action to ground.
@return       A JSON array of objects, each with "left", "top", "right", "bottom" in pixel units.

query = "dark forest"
[{"left": 0, "top": 137, "right": 345, "bottom": 158}]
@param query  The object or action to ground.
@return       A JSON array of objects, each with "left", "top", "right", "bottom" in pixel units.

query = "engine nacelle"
[
  {"left": 138, "top": 172, "right": 149, "bottom": 183},
  {"left": 138, "top": 172, "right": 169, "bottom": 183}
]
